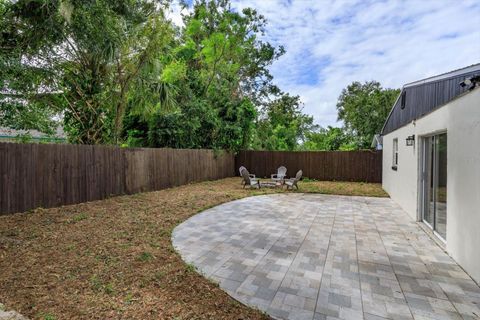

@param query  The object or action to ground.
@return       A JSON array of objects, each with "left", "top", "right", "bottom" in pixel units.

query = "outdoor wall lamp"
[{"left": 406, "top": 135, "right": 415, "bottom": 146}]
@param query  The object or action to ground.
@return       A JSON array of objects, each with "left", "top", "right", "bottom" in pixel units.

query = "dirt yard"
[{"left": 0, "top": 178, "right": 387, "bottom": 320}]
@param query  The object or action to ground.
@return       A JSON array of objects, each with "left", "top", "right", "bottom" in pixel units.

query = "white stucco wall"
[{"left": 382, "top": 88, "right": 480, "bottom": 283}]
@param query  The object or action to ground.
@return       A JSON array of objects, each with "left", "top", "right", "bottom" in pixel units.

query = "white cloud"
[
  {"left": 171, "top": 0, "right": 480, "bottom": 127},
  {"left": 230, "top": 0, "right": 480, "bottom": 127},
  {"left": 166, "top": 2, "right": 190, "bottom": 27}
]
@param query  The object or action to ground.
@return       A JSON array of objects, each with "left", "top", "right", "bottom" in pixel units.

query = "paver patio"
[{"left": 172, "top": 194, "right": 480, "bottom": 320}]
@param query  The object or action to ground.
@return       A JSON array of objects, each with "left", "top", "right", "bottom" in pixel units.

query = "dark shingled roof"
[{"left": 381, "top": 63, "right": 480, "bottom": 135}]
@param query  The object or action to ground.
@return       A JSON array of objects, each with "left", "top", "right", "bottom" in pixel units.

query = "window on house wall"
[{"left": 392, "top": 138, "right": 398, "bottom": 170}]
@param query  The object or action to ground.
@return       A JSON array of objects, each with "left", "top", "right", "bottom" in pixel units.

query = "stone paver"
[
  {"left": 0, "top": 304, "right": 27, "bottom": 320},
  {"left": 172, "top": 194, "right": 480, "bottom": 320}
]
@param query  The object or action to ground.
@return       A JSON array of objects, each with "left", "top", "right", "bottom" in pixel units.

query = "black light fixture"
[{"left": 406, "top": 135, "right": 415, "bottom": 146}]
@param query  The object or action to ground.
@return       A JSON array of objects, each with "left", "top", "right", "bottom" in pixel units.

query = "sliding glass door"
[{"left": 421, "top": 133, "right": 447, "bottom": 240}]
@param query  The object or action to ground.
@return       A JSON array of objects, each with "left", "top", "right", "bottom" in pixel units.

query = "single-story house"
[
  {"left": 380, "top": 63, "right": 480, "bottom": 283},
  {"left": 0, "top": 127, "right": 66, "bottom": 143}
]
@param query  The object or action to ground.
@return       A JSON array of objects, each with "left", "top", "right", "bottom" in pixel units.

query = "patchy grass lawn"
[
  {"left": 0, "top": 178, "right": 386, "bottom": 320},
  {"left": 300, "top": 179, "right": 388, "bottom": 197}
]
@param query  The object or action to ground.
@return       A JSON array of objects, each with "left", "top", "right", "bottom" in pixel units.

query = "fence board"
[
  {"left": 0, "top": 143, "right": 235, "bottom": 215},
  {"left": 235, "top": 150, "right": 382, "bottom": 183}
]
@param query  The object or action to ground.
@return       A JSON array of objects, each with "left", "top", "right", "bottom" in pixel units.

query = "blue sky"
[{"left": 170, "top": 0, "right": 480, "bottom": 127}]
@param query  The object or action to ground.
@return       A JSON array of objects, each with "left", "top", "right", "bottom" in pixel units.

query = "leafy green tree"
[
  {"left": 336, "top": 81, "right": 400, "bottom": 149},
  {"left": 1, "top": 0, "right": 175, "bottom": 144},
  {"left": 0, "top": 0, "right": 64, "bottom": 133},
  {"left": 253, "top": 93, "right": 317, "bottom": 151},
  {"left": 125, "top": 0, "right": 284, "bottom": 151},
  {"left": 302, "top": 126, "right": 355, "bottom": 151}
]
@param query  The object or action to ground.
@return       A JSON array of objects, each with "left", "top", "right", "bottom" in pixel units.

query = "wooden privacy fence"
[
  {"left": 0, "top": 143, "right": 234, "bottom": 215},
  {"left": 0, "top": 144, "right": 382, "bottom": 215},
  {"left": 236, "top": 150, "right": 382, "bottom": 183}
]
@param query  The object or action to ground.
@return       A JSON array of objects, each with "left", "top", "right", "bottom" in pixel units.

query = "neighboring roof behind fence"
[{"left": 0, "top": 126, "right": 66, "bottom": 140}]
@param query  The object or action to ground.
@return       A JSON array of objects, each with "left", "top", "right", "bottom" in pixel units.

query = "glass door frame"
[{"left": 419, "top": 131, "right": 447, "bottom": 243}]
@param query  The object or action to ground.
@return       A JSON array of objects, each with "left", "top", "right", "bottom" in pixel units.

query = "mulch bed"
[{"left": 0, "top": 178, "right": 386, "bottom": 319}]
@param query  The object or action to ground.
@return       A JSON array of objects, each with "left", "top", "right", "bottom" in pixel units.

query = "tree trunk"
[{"left": 113, "top": 86, "right": 127, "bottom": 144}]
